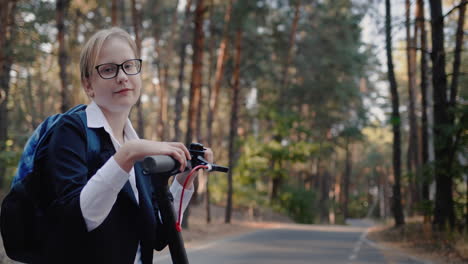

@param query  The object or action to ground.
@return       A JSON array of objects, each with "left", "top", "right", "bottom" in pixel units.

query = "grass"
[{"left": 368, "top": 217, "right": 468, "bottom": 264}]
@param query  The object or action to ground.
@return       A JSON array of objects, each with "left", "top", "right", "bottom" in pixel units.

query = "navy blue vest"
[{"left": 34, "top": 111, "right": 167, "bottom": 263}]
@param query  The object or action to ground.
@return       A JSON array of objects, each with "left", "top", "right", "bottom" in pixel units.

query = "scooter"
[{"left": 142, "top": 143, "right": 229, "bottom": 264}]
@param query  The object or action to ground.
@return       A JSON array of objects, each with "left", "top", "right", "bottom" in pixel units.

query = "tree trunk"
[
  {"left": 204, "top": 1, "right": 215, "bottom": 224},
  {"left": 151, "top": 2, "right": 170, "bottom": 142},
  {"left": 329, "top": 154, "right": 338, "bottom": 224},
  {"left": 449, "top": 0, "right": 466, "bottom": 229},
  {"left": 37, "top": 64, "right": 46, "bottom": 120},
  {"left": 186, "top": 0, "right": 205, "bottom": 145},
  {"left": 206, "top": 0, "right": 232, "bottom": 146},
  {"left": 152, "top": 6, "right": 163, "bottom": 141},
  {"left": 119, "top": 0, "right": 127, "bottom": 29},
  {"left": 451, "top": 1, "right": 466, "bottom": 229},
  {"left": 173, "top": 0, "right": 193, "bottom": 142},
  {"left": 267, "top": 0, "right": 302, "bottom": 209},
  {"left": 196, "top": 86, "right": 203, "bottom": 143},
  {"left": 342, "top": 138, "right": 351, "bottom": 220},
  {"left": 112, "top": 0, "right": 118, "bottom": 26},
  {"left": 320, "top": 170, "right": 330, "bottom": 224},
  {"left": 182, "top": 0, "right": 205, "bottom": 229},
  {"left": 385, "top": 0, "right": 405, "bottom": 227},
  {"left": 57, "top": 0, "right": 71, "bottom": 113},
  {"left": 205, "top": 0, "right": 233, "bottom": 223},
  {"left": 449, "top": 1, "right": 465, "bottom": 107},
  {"left": 131, "top": 0, "right": 145, "bottom": 138},
  {"left": 25, "top": 66, "right": 38, "bottom": 128},
  {"left": 334, "top": 176, "right": 341, "bottom": 222},
  {"left": 225, "top": 29, "right": 242, "bottom": 224},
  {"left": 131, "top": 0, "right": 141, "bottom": 67},
  {"left": 155, "top": 1, "right": 180, "bottom": 141},
  {"left": 405, "top": 0, "right": 420, "bottom": 216},
  {"left": 152, "top": 18, "right": 163, "bottom": 141},
  {"left": 281, "top": 0, "right": 301, "bottom": 91},
  {"left": 157, "top": 66, "right": 169, "bottom": 141},
  {"left": 429, "top": 0, "right": 455, "bottom": 231},
  {"left": 378, "top": 167, "right": 388, "bottom": 218},
  {"left": 416, "top": 0, "right": 432, "bottom": 215},
  {"left": 268, "top": 157, "right": 281, "bottom": 202},
  {"left": 152, "top": 63, "right": 169, "bottom": 142},
  {"left": 314, "top": 143, "right": 321, "bottom": 200},
  {"left": 0, "top": 0, "right": 17, "bottom": 188}
]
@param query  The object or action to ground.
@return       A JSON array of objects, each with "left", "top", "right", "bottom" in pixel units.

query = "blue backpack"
[{"left": 0, "top": 104, "right": 100, "bottom": 263}]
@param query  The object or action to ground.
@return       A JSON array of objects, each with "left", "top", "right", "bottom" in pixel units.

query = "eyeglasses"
[{"left": 95, "top": 59, "right": 142, "bottom": 79}]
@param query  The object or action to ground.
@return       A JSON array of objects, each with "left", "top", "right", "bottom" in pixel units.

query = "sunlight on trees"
[{"left": 0, "top": 0, "right": 466, "bottom": 236}]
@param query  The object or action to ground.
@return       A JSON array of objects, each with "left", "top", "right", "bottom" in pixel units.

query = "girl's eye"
[
  {"left": 124, "top": 63, "right": 134, "bottom": 70},
  {"left": 102, "top": 66, "right": 116, "bottom": 73}
]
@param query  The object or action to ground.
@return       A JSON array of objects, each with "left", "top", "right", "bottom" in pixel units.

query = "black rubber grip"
[
  {"left": 211, "top": 165, "right": 229, "bottom": 173},
  {"left": 142, "top": 155, "right": 179, "bottom": 175}
]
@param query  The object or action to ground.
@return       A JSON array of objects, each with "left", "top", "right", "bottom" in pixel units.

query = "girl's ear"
[{"left": 82, "top": 78, "right": 94, "bottom": 98}]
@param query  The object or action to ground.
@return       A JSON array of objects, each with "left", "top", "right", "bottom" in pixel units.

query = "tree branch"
[{"left": 444, "top": 0, "right": 467, "bottom": 18}]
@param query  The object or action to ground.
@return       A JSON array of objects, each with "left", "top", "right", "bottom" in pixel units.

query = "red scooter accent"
[{"left": 176, "top": 165, "right": 208, "bottom": 232}]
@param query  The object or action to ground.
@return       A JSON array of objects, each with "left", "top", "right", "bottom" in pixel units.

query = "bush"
[
  {"left": 275, "top": 185, "right": 317, "bottom": 224},
  {"left": 347, "top": 195, "right": 369, "bottom": 218}
]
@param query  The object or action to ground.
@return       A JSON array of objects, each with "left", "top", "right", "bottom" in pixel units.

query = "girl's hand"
[
  {"left": 115, "top": 140, "right": 191, "bottom": 172},
  {"left": 204, "top": 147, "right": 214, "bottom": 164},
  {"left": 175, "top": 147, "right": 214, "bottom": 188}
]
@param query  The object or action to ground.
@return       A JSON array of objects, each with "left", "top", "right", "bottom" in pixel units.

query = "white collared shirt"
[{"left": 80, "top": 101, "right": 193, "bottom": 264}]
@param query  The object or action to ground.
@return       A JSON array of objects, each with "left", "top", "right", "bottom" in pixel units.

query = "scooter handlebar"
[
  {"left": 142, "top": 155, "right": 180, "bottom": 175},
  {"left": 142, "top": 155, "right": 229, "bottom": 175}
]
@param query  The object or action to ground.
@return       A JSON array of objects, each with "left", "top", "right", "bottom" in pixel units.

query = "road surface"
[{"left": 153, "top": 219, "right": 431, "bottom": 264}]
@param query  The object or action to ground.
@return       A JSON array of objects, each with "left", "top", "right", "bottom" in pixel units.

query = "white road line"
[{"left": 347, "top": 227, "right": 370, "bottom": 263}]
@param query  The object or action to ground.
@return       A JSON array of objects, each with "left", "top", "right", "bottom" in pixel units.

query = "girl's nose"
[{"left": 116, "top": 67, "right": 129, "bottom": 83}]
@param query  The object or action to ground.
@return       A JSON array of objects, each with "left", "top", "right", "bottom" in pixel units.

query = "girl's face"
[{"left": 84, "top": 37, "right": 142, "bottom": 114}]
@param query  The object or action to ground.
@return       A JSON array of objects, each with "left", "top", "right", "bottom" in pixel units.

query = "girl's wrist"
[
  {"left": 176, "top": 171, "right": 197, "bottom": 188},
  {"left": 114, "top": 142, "right": 136, "bottom": 172}
]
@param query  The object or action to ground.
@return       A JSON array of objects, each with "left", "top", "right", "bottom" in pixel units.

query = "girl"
[{"left": 36, "top": 27, "right": 212, "bottom": 264}]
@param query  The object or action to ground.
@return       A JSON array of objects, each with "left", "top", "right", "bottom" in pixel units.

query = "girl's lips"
[{"left": 114, "top": 88, "right": 133, "bottom": 94}]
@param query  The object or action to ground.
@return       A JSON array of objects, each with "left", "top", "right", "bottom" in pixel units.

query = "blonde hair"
[{"left": 80, "top": 27, "right": 139, "bottom": 82}]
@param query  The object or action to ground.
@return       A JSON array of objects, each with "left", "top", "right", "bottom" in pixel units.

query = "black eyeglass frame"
[{"left": 95, "top": 59, "right": 143, "bottom": 79}]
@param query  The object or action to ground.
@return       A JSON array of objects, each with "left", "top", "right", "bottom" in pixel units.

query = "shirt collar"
[{"left": 85, "top": 101, "right": 139, "bottom": 141}]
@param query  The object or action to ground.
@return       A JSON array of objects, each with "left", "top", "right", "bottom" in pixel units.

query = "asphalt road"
[{"left": 153, "top": 219, "right": 431, "bottom": 264}]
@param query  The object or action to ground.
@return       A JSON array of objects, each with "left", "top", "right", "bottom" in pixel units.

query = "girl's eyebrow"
[{"left": 97, "top": 58, "right": 136, "bottom": 65}]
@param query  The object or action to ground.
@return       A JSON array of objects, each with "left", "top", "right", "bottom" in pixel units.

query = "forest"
[{"left": 0, "top": 0, "right": 466, "bottom": 244}]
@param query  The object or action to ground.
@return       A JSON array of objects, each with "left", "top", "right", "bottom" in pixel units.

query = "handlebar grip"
[
  {"left": 142, "top": 155, "right": 179, "bottom": 175},
  {"left": 210, "top": 165, "right": 229, "bottom": 173},
  {"left": 142, "top": 155, "right": 230, "bottom": 175}
]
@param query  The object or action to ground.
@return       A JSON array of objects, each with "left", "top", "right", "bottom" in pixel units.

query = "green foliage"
[
  {"left": 3, "top": 0, "right": 384, "bottom": 229},
  {"left": 0, "top": 150, "right": 21, "bottom": 187},
  {"left": 418, "top": 161, "right": 435, "bottom": 188},
  {"left": 347, "top": 194, "right": 369, "bottom": 218},
  {"left": 389, "top": 115, "right": 401, "bottom": 126},
  {"left": 0, "top": 139, "right": 23, "bottom": 186},
  {"left": 291, "top": 0, "right": 368, "bottom": 112},
  {"left": 416, "top": 200, "right": 434, "bottom": 217},
  {"left": 275, "top": 185, "right": 317, "bottom": 224},
  {"left": 15, "top": 1, "right": 56, "bottom": 63},
  {"left": 236, "top": 135, "right": 323, "bottom": 184},
  {"left": 211, "top": 134, "right": 323, "bottom": 221},
  {"left": 339, "top": 126, "right": 365, "bottom": 141}
]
